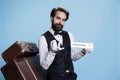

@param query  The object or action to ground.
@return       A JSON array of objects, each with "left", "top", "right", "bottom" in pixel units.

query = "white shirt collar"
[{"left": 49, "top": 28, "right": 54, "bottom": 35}]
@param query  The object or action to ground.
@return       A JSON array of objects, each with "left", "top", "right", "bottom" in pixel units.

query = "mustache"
[{"left": 56, "top": 23, "right": 63, "bottom": 27}]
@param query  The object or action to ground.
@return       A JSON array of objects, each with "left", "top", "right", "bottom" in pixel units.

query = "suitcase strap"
[
  {"left": 24, "top": 57, "right": 37, "bottom": 80},
  {"left": 15, "top": 57, "right": 37, "bottom": 80}
]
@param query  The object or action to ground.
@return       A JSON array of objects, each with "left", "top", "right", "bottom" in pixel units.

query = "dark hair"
[{"left": 50, "top": 7, "right": 69, "bottom": 21}]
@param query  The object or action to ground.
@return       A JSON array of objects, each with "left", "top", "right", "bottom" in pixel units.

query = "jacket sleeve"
[
  {"left": 38, "top": 35, "right": 56, "bottom": 69},
  {"left": 68, "top": 32, "right": 85, "bottom": 61}
]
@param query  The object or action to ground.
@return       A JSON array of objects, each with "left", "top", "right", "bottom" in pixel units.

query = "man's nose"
[{"left": 59, "top": 19, "right": 64, "bottom": 24}]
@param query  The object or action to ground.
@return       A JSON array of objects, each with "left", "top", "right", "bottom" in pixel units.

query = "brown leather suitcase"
[
  {"left": 1, "top": 55, "right": 47, "bottom": 80},
  {"left": 1, "top": 63, "right": 21, "bottom": 80},
  {"left": 2, "top": 41, "right": 39, "bottom": 63}
]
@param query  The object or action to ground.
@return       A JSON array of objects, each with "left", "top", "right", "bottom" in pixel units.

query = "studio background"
[{"left": 0, "top": 0, "right": 120, "bottom": 80}]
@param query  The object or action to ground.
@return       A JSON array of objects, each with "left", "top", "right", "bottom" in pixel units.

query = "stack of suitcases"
[{"left": 1, "top": 41, "right": 46, "bottom": 80}]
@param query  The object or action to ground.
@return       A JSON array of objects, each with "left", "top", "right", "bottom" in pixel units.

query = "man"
[{"left": 39, "top": 7, "right": 93, "bottom": 80}]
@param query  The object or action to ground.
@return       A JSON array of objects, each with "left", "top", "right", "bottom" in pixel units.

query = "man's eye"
[
  {"left": 56, "top": 17, "right": 61, "bottom": 20},
  {"left": 62, "top": 19, "right": 66, "bottom": 22}
]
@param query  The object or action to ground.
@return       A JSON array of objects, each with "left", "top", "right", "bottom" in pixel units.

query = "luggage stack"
[{"left": 1, "top": 41, "right": 46, "bottom": 80}]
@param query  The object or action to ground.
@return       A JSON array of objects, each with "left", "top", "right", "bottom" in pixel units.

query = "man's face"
[{"left": 51, "top": 11, "right": 67, "bottom": 32}]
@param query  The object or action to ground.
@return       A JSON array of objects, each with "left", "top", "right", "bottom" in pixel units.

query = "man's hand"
[
  {"left": 81, "top": 48, "right": 94, "bottom": 54},
  {"left": 50, "top": 40, "right": 58, "bottom": 53},
  {"left": 50, "top": 40, "right": 64, "bottom": 53}
]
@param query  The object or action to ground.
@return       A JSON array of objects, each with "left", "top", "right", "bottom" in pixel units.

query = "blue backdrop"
[{"left": 0, "top": 0, "right": 120, "bottom": 80}]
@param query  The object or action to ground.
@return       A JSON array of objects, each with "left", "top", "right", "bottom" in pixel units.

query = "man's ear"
[{"left": 50, "top": 17, "right": 53, "bottom": 21}]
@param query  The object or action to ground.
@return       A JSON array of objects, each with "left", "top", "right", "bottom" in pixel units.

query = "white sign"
[{"left": 71, "top": 42, "right": 93, "bottom": 49}]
